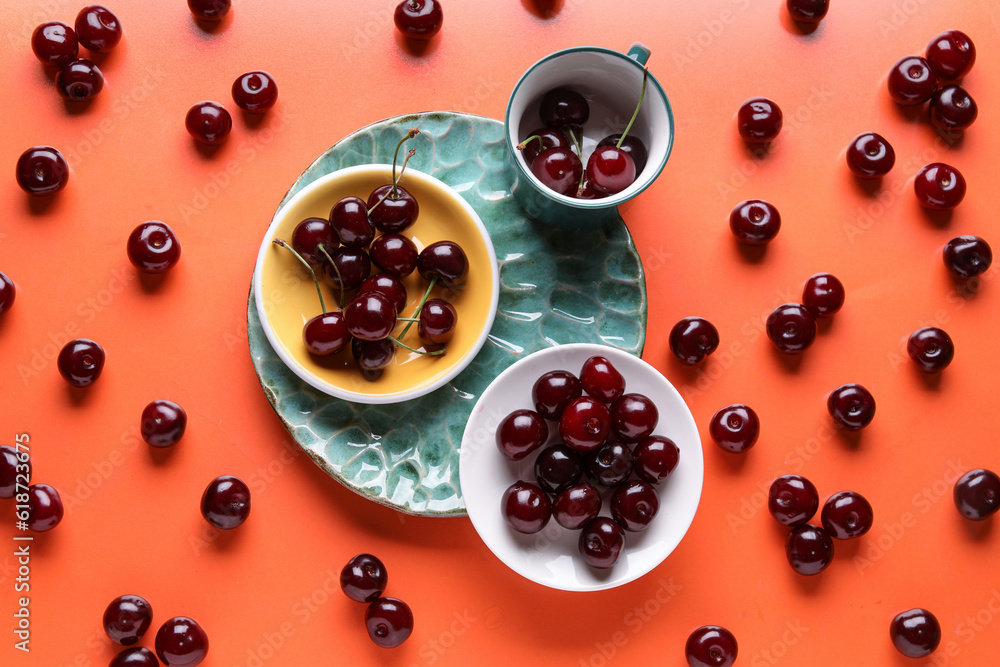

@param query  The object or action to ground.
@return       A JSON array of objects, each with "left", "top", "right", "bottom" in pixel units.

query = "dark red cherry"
[
  {"left": 0, "top": 445, "right": 30, "bottom": 499},
  {"left": 907, "top": 326, "right": 954, "bottom": 373},
  {"left": 943, "top": 235, "right": 992, "bottom": 278},
  {"left": 340, "top": 553, "right": 387, "bottom": 603},
  {"left": 786, "top": 0, "right": 828, "bottom": 23},
  {"left": 669, "top": 317, "right": 720, "bottom": 365},
  {"left": 890, "top": 608, "right": 941, "bottom": 658},
  {"left": 685, "top": 625, "right": 738, "bottom": 667},
  {"left": 141, "top": 400, "right": 187, "bottom": 448},
  {"left": 58, "top": 338, "right": 105, "bottom": 387},
  {"left": 344, "top": 292, "right": 397, "bottom": 341},
  {"left": 827, "top": 384, "right": 875, "bottom": 431},
  {"left": 303, "top": 312, "right": 350, "bottom": 356},
  {"left": 929, "top": 85, "right": 977, "bottom": 131},
  {"left": 737, "top": 97, "right": 782, "bottom": 142},
  {"left": 766, "top": 303, "right": 817, "bottom": 353},
  {"left": 540, "top": 88, "right": 589, "bottom": 130},
  {"left": 322, "top": 247, "right": 372, "bottom": 292},
  {"left": 291, "top": 217, "right": 339, "bottom": 264},
  {"left": 330, "top": 197, "right": 375, "bottom": 248},
  {"left": 0, "top": 272, "right": 14, "bottom": 315},
  {"left": 597, "top": 134, "right": 648, "bottom": 175},
  {"left": 416, "top": 241, "right": 467, "bottom": 287},
  {"left": 574, "top": 177, "right": 607, "bottom": 200},
  {"left": 27, "top": 483, "right": 64, "bottom": 532},
  {"left": 496, "top": 409, "right": 549, "bottom": 461},
  {"left": 200, "top": 475, "right": 250, "bottom": 530},
  {"left": 578, "top": 517, "right": 625, "bottom": 569},
  {"left": 417, "top": 298, "right": 457, "bottom": 345},
  {"left": 365, "top": 597, "right": 414, "bottom": 649},
  {"left": 155, "top": 616, "right": 209, "bottom": 666},
  {"left": 768, "top": 475, "right": 819, "bottom": 526},
  {"left": 888, "top": 56, "right": 937, "bottom": 105},
  {"left": 953, "top": 468, "right": 1000, "bottom": 521},
  {"left": 111, "top": 647, "right": 159, "bottom": 667},
  {"left": 501, "top": 480, "right": 551, "bottom": 534},
  {"left": 518, "top": 128, "right": 571, "bottom": 166},
  {"left": 185, "top": 102, "right": 232, "bottom": 145},
  {"left": 367, "top": 185, "right": 418, "bottom": 234},
  {"left": 802, "top": 273, "right": 845, "bottom": 318},
  {"left": 31, "top": 21, "right": 79, "bottom": 67},
  {"left": 611, "top": 480, "right": 659, "bottom": 531},
  {"left": 394, "top": 0, "right": 443, "bottom": 40},
  {"left": 785, "top": 524, "right": 834, "bottom": 575},
  {"left": 821, "top": 490, "right": 873, "bottom": 539},
  {"left": 552, "top": 484, "right": 601, "bottom": 530},
  {"left": 188, "top": 0, "right": 231, "bottom": 21},
  {"left": 534, "top": 444, "right": 583, "bottom": 495},
  {"left": 846, "top": 132, "right": 895, "bottom": 178},
  {"left": 709, "top": 404, "right": 759, "bottom": 453},
  {"left": 75, "top": 6, "right": 123, "bottom": 53},
  {"left": 559, "top": 397, "right": 611, "bottom": 453},
  {"left": 579, "top": 355, "right": 625, "bottom": 403},
  {"left": 925, "top": 30, "right": 976, "bottom": 81},
  {"left": 609, "top": 393, "right": 658, "bottom": 443},
  {"left": 914, "top": 163, "right": 965, "bottom": 210},
  {"left": 586, "top": 146, "right": 636, "bottom": 195},
  {"left": 370, "top": 233, "right": 418, "bottom": 277},
  {"left": 530, "top": 147, "right": 583, "bottom": 196},
  {"left": 15, "top": 146, "right": 69, "bottom": 196},
  {"left": 56, "top": 58, "right": 104, "bottom": 101},
  {"left": 231, "top": 71, "right": 277, "bottom": 113},
  {"left": 358, "top": 274, "right": 407, "bottom": 314},
  {"left": 586, "top": 440, "right": 633, "bottom": 487},
  {"left": 127, "top": 222, "right": 181, "bottom": 273},
  {"left": 633, "top": 436, "right": 679, "bottom": 485},
  {"left": 730, "top": 199, "right": 780, "bottom": 245},
  {"left": 532, "top": 370, "right": 583, "bottom": 420},
  {"left": 352, "top": 338, "right": 395, "bottom": 375},
  {"left": 104, "top": 595, "right": 153, "bottom": 646}
]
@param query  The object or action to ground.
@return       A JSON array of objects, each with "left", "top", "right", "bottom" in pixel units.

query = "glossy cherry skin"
[
  {"left": 141, "top": 400, "right": 187, "bottom": 447},
  {"left": 914, "top": 163, "right": 965, "bottom": 210},
  {"left": 559, "top": 397, "right": 611, "bottom": 453},
  {"left": 322, "top": 247, "right": 371, "bottom": 292},
  {"left": 352, "top": 338, "right": 395, "bottom": 375},
  {"left": 597, "top": 134, "right": 648, "bottom": 175},
  {"left": 888, "top": 56, "right": 937, "bottom": 105},
  {"left": 0, "top": 272, "right": 14, "bottom": 315},
  {"left": 232, "top": 71, "right": 277, "bottom": 113},
  {"left": 610, "top": 393, "right": 658, "bottom": 443},
  {"left": 586, "top": 441, "right": 633, "bottom": 487},
  {"left": 417, "top": 298, "right": 457, "bottom": 345},
  {"left": 16, "top": 146, "right": 70, "bottom": 196},
  {"left": 709, "top": 404, "right": 759, "bottom": 453},
  {"left": 586, "top": 146, "right": 636, "bottom": 195},
  {"left": 633, "top": 436, "right": 679, "bottom": 485},
  {"left": 929, "top": 85, "right": 977, "bottom": 131},
  {"left": 827, "top": 384, "right": 875, "bottom": 431},
  {"left": 496, "top": 409, "right": 549, "bottom": 461},
  {"left": 611, "top": 480, "right": 659, "bottom": 531},
  {"left": 417, "top": 241, "right": 467, "bottom": 287},
  {"left": 0, "top": 445, "right": 30, "bottom": 499},
  {"left": 359, "top": 274, "right": 407, "bottom": 314},
  {"left": 367, "top": 185, "right": 418, "bottom": 234},
  {"left": 670, "top": 317, "right": 720, "bottom": 365},
  {"left": 27, "top": 483, "right": 64, "bottom": 532},
  {"left": 685, "top": 625, "right": 738, "bottom": 667},
  {"left": 729, "top": 200, "right": 780, "bottom": 245},
  {"left": 303, "top": 312, "right": 350, "bottom": 356},
  {"left": 821, "top": 490, "right": 874, "bottom": 539},
  {"left": 32, "top": 21, "right": 79, "bottom": 67},
  {"left": 530, "top": 147, "right": 583, "bottom": 196},
  {"left": 200, "top": 475, "right": 251, "bottom": 530},
  {"left": 393, "top": 0, "right": 443, "bottom": 40},
  {"left": 579, "top": 517, "right": 626, "bottom": 569},
  {"left": 111, "top": 647, "right": 160, "bottom": 667},
  {"left": 291, "top": 217, "right": 339, "bottom": 264},
  {"left": 552, "top": 484, "right": 601, "bottom": 530},
  {"left": 519, "top": 128, "right": 571, "bottom": 166},
  {"left": 846, "top": 132, "right": 895, "bottom": 178},
  {"left": 579, "top": 355, "right": 625, "bottom": 403},
  {"left": 127, "top": 222, "right": 181, "bottom": 273},
  {"left": 501, "top": 480, "right": 551, "bottom": 534},
  {"left": 344, "top": 292, "right": 397, "bottom": 341},
  {"left": 56, "top": 58, "right": 104, "bottom": 101},
  {"left": 185, "top": 102, "right": 231, "bottom": 145},
  {"left": 768, "top": 475, "right": 819, "bottom": 526},
  {"left": 370, "top": 233, "right": 418, "bottom": 277},
  {"left": 766, "top": 303, "right": 817, "bottom": 353},
  {"left": 340, "top": 553, "right": 387, "bottom": 603},
  {"left": 532, "top": 370, "right": 583, "bottom": 420},
  {"left": 737, "top": 97, "right": 782, "bottom": 142},
  {"left": 540, "top": 88, "right": 589, "bottom": 130},
  {"left": 786, "top": 0, "right": 828, "bottom": 23},
  {"left": 574, "top": 177, "right": 607, "bottom": 200},
  {"left": 943, "top": 235, "right": 992, "bottom": 278},
  {"left": 188, "top": 0, "right": 231, "bottom": 21},
  {"left": 330, "top": 197, "right": 375, "bottom": 248},
  {"left": 366, "top": 597, "right": 414, "bottom": 649},
  {"left": 785, "top": 524, "right": 834, "bottom": 575},
  {"left": 953, "top": 469, "right": 1000, "bottom": 521},
  {"left": 155, "top": 616, "right": 208, "bottom": 666},
  {"left": 534, "top": 444, "right": 583, "bottom": 495},
  {"left": 58, "top": 338, "right": 105, "bottom": 387},
  {"left": 75, "top": 6, "right": 123, "bottom": 53},
  {"left": 104, "top": 595, "right": 153, "bottom": 646},
  {"left": 890, "top": 608, "right": 941, "bottom": 658},
  {"left": 925, "top": 30, "right": 976, "bottom": 81},
  {"left": 907, "top": 327, "right": 954, "bottom": 373},
  {"left": 802, "top": 273, "right": 845, "bottom": 318}
]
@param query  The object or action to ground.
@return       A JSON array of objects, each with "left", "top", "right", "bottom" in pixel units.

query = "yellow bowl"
[{"left": 252, "top": 164, "right": 499, "bottom": 404}]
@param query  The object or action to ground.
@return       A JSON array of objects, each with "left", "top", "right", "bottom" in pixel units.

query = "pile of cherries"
[
  {"left": 30, "top": 5, "right": 122, "bottom": 103},
  {"left": 102, "top": 592, "right": 209, "bottom": 666},
  {"left": 497, "top": 355, "right": 680, "bottom": 569},
  {"left": 340, "top": 553, "right": 414, "bottom": 649}
]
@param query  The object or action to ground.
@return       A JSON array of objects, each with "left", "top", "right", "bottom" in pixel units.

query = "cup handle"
[{"left": 626, "top": 42, "right": 651, "bottom": 66}]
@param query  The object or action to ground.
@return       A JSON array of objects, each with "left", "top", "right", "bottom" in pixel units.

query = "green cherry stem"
[
  {"left": 515, "top": 135, "right": 541, "bottom": 151},
  {"left": 568, "top": 127, "right": 588, "bottom": 195},
  {"left": 391, "top": 128, "right": 420, "bottom": 197},
  {"left": 316, "top": 243, "right": 344, "bottom": 310},
  {"left": 396, "top": 275, "right": 438, "bottom": 340},
  {"left": 617, "top": 67, "right": 648, "bottom": 149},
  {"left": 370, "top": 149, "right": 416, "bottom": 214},
  {"left": 395, "top": 317, "right": 420, "bottom": 322},
  {"left": 388, "top": 335, "right": 445, "bottom": 356},
  {"left": 272, "top": 238, "right": 326, "bottom": 314}
]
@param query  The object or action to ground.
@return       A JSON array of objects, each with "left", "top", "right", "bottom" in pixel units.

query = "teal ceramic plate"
[{"left": 247, "top": 111, "right": 647, "bottom": 516}]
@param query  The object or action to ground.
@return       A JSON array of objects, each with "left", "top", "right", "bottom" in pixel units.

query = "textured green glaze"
[{"left": 247, "top": 112, "right": 647, "bottom": 516}]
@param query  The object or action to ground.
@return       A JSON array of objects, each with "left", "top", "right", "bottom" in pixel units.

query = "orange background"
[{"left": 2, "top": 0, "right": 999, "bottom": 665}]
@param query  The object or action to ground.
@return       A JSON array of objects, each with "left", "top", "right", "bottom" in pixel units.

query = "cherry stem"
[
  {"left": 391, "top": 128, "right": 420, "bottom": 197},
  {"left": 617, "top": 67, "right": 648, "bottom": 149},
  {"left": 316, "top": 243, "right": 344, "bottom": 310},
  {"left": 371, "top": 149, "right": 416, "bottom": 213},
  {"left": 397, "top": 275, "right": 438, "bottom": 340},
  {"left": 272, "top": 238, "right": 326, "bottom": 314},
  {"left": 568, "top": 128, "right": 587, "bottom": 195},
  {"left": 516, "top": 135, "right": 541, "bottom": 151},
  {"left": 396, "top": 317, "right": 420, "bottom": 322},
  {"left": 389, "top": 335, "right": 445, "bottom": 356}
]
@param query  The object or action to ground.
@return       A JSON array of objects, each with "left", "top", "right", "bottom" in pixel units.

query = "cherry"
[
  {"left": 559, "top": 397, "right": 611, "bottom": 453},
  {"left": 914, "top": 162, "right": 965, "bottom": 210},
  {"left": 367, "top": 185, "right": 418, "bottom": 234},
  {"left": 232, "top": 71, "right": 277, "bottom": 113},
  {"left": 330, "top": 197, "right": 375, "bottom": 248},
  {"left": 56, "top": 58, "right": 104, "bottom": 101},
  {"left": 417, "top": 298, "right": 457, "bottom": 345},
  {"left": 185, "top": 102, "right": 232, "bottom": 145},
  {"left": 155, "top": 616, "right": 208, "bottom": 666},
  {"left": 586, "top": 440, "right": 633, "bottom": 487},
  {"left": 111, "top": 647, "right": 159, "bottom": 667},
  {"left": 187, "top": 0, "right": 231, "bottom": 21},
  {"left": 729, "top": 199, "right": 780, "bottom": 245},
  {"left": 821, "top": 490, "right": 873, "bottom": 539},
  {"left": 340, "top": 553, "right": 387, "bottom": 603},
  {"left": 365, "top": 597, "right": 414, "bottom": 649},
  {"left": 58, "top": 338, "right": 106, "bottom": 387},
  {"left": 416, "top": 241, "right": 467, "bottom": 287},
  {"left": 766, "top": 303, "right": 817, "bottom": 353},
  {"left": 609, "top": 393, "right": 658, "bottom": 443},
  {"left": 31, "top": 21, "right": 79, "bottom": 67},
  {"left": 394, "top": 0, "right": 443, "bottom": 40},
  {"left": 574, "top": 177, "right": 607, "bottom": 200},
  {"left": 16, "top": 145, "right": 70, "bottom": 196},
  {"left": 888, "top": 56, "right": 937, "bottom": 105},
  {"left": 322, "top": 247, "right": 372, "bottom": 291},
  {"left": 539, "top": 88, "right": 589, "bottom": 130},
  {"left": 496, "top": 409, "right": 548, "bottom": 461},
  {"left": 943, "top": 235, "right": 992, "bottom": 278},
  {"left": 929, "top": 85, "right": 977, "bottom": 131},
  {"left": 518, "top": 128, "right": 572, "bottom": 166},
  {"left": 669, "top": 317, "right": 720, "bottom": 365},
  {"left": 890, "top": 608, "right": 941, "bottom": 658},
  {"left": 825, "top": 383, "right": 875, "bottom": 430},
  {"left": 802, "top": 273, "right": 845, "bottom": 318},
  {"left": 586, "top": 146, "right": 635, "bottom": 195},
  {"left": 530, "top": 147, "right": 583, "bottom": 196},
  {"left": 200, "top": 475, "right": 251, "bottom": 530},
  {"left": 352, "top": 338, "right": 395, "bottom": 376},
  {"left": 370, "top": 233, "right": 418, "bottom": 277},
  {"left": 141, "top": 400, "right": 187, "bottom": 448},
  {"left": 768, "top": 475, "right": 819, "bottom": 526},
  {"left": 846, "top": 132, "right": 895, "bottom": 178},
  {"left": 925, "top": 30, "right": 976, "bottom": 81},
  {"left": 597, "top": 134, "right": 648, "bottom": 175},
  {"left": 0, "top": 445, "right": 30, "bottom": 499},
  {"left": 127, "top": 222, "right": 181, "bottom": 273},
  {"left": 75, "top": 6, "right": 122, "bottom": 53},
  {"left": 737, "top": 97, "right": 782, "bottom": 143},
  {"left": 359, "top": 274, "right": 407, "bottom": 314},
  {"left": 611, "top": 480, "right": 659, "bottom": 531},
  {"left": 785, "top": 524, "right": 834, "bottom": 575},
  {"left": 685, "top": 625, "right": 738, "bottom": 667},
  {"left": 0, "top": 272, "right": 13, "bottom": 315},
  {"left": 633, "top": 436, "right": 679, "bottom": 485},
  {"left": 552, "top": 484, "right": 601, "bottom": 530},
  {"left": 532, "top": 370, "right": 583, "bottom": 420},
  {"left": 344, "top": 292, "right": 397, "bottom": 341},
  {"left": 27, "top": 483, "right": 64, "bottom": 532},
  {"left": 953, "top": 468, "right": 1000, "bottom": 520},
  {"left": 303, "top": 312, "right": 351, "bottom": 356},
  {"left": 709, "top": 404, "right": 759, "bottom": 453},
  {"left": 907, "top": 326, "right": 954, "bottom": 373},
  {"left": 292, "top": 217, "right": 339, "bottom": 264},
  {"left": 579, "top": 517, "right": 625, "bottom": 568},
  {"left": 104, "top": 595, "right": 153, "bottom": 646},
  {"left": 579, "top": 355, "right": 625, "bottom": 403},
  {"left": 786, "top": 0, "right": 828, "bottom": 23},
  {"left": 501, "top": 480, "right": 551, "bottom": 534},
  {"left": 534, "top": 444, "right": 583, "bottom": 495}
]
